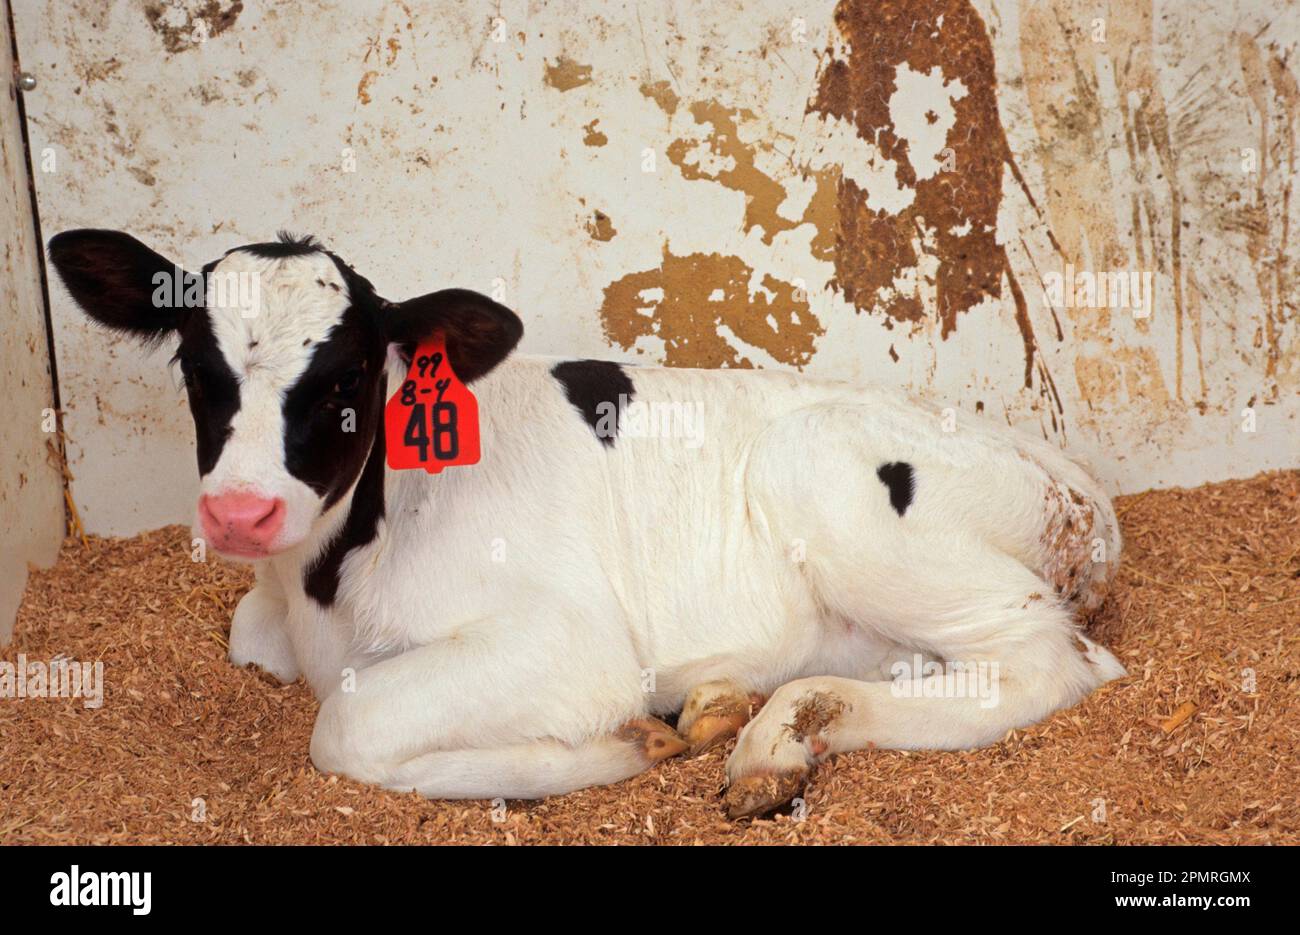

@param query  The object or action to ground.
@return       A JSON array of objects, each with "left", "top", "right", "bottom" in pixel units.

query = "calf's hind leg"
[
  {"left": 677, "top": 679, "right": 765, "bottom": 756},
  {"left": 724, "top": 553, "right": 1125, "bottom": 819}
]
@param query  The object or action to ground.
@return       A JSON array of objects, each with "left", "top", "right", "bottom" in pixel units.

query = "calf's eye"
[
  {"left": 332, "top": 368, "right": 363, "bottom": 397},
  {"left": 179, "top": 357, "right": 202, "bottom": 394}
]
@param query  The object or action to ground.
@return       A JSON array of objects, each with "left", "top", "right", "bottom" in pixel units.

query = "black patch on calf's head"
[
  {"left": 552, "top": 360, "right": 635, "bottom": 447},
  {"left": 876, "top": 462, "right": 915, "bottom": 516},
  {"left": 47, "top": 230, "right": 240, "bottom": 475},
  {"left": 276, "top": 251, "right": 390, "bottom": 509},
  {"left": 172, "top": 291, "right": 241, "bottom": 476},
  {"left": 303, "top": 416, "right": 386, "bottom": 606},
  {"left": 282, "top": 313, "right": 388, "bottom": 508}
]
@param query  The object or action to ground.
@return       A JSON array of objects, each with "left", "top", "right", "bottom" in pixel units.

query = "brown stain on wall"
[
  {"left": 1018, "top": 2, "right": 1126, "bottom": 324},
  {"left": 77, "top": 58, "right": 123, "bottom": 85},
  {"left": 809, "top": 0, "right": 1047, "bottom": 390},
  {"left": 599, "top": 247, "right": 822, "bottom": 369},
  {"left": 586, "top": 210, "right": 616, "bottom": 242},
  {"left": 1018, "top": 0, "right": 1205, "bottom": 411},
  {"left": 662, "top": 102, "right": 844, "bottom": 258},
  {"left": 356, "top": 70, "right": 379, "bottom": 106},
  {"left": 1237, "top": 33, "right": 1298, "bottom": 396},
  {"left": 667, "top": 101, "right": 801, "bottom": 245},
  {"left": 600, "top": 95, "right": 833, "bottom": 370},
  {"left": 804, "top": 168, "right": 842, "bottom": 263},
  {"left": 544, "top": 57, "right": 593, "bottom": 92},
  {"left": 143, "top": 1, "right": 243, "bottom": 54},
  {"left": 1107, "top": 2, "right": 1191, "bottom": 400},
  {"left": 639, "top": 80, "right": 680, "bottom": 116},
  {"left": 582, "top": 119, "right": 607, "bottom": 147}
]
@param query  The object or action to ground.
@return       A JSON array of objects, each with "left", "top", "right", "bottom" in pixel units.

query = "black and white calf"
[{"left": 49, "top": 229, "right": 1125, "bottom": 818}]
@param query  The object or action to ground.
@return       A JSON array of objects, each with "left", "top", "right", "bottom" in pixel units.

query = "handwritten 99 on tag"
[{"left": 384, "top": 336, "right": 481, "bottom": 472}]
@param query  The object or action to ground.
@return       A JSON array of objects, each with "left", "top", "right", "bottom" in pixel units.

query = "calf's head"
[{"left": 49, "top": 230, "right": 522, "bottom": 560}]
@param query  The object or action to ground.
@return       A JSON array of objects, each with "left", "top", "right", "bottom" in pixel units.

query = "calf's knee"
[{"left": 309, "top": 691, "right": 389, "bottom": 786}]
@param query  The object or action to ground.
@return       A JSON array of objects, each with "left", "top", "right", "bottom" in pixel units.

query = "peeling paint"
[
  {"left": 582, "top": 118, "right": 607, "bottom": 147},
  {"left": 639, "top": 80, "right": 680, "bottom": 115},
  {"left": 544, "top": 56, "right": 593, "bottom": 92},
  {"left": 599, "top": 247, "right": 823, "bottom": 369},
  {"left": 143, "top": 0, "right": 243, "bottom": 55},
  {"left": 667, "top": 100, "right": 803, "bottom": 244},
  {"left": 586, "top": 210, "right": 616, "bottom": 241},
  {"left": 809, "top": 0, "right": 1048, "bottom": 391}
]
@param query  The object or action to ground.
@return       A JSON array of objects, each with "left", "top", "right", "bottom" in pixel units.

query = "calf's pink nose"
[{"left": 199, "top": 491, "right": 285, "bottom": 554}]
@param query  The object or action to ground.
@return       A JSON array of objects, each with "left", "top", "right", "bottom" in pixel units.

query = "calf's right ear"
[
  {"left": 48, "top": 229, "right": 198, "bottom": 344},
  {"left": 382, "top": 288, "right": 524, "bottom": 384}
]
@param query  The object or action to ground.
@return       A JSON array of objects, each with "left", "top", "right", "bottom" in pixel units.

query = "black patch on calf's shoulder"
[
  {"left": 304, "top": 416, "right": 386, "bottom": 606},
  {"left": 551, "top": 360, "right": 635, "bottom": 447},
  {"left": 876, "top": 462, "right": 914, "bottom": 516}
]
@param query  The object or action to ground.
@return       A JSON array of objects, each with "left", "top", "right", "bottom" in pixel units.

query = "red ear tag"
[{"left": 384, "top": 334, "right": 481, "bottom": 473}]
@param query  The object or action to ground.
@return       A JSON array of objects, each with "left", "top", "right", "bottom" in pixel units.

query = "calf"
[{"left": 48, "top": 229, "right": 1125, "bottom": 818}]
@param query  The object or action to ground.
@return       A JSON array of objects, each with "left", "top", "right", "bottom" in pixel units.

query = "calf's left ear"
[{"left": 382, "top": 288, "right": 523, "bottom": 383}]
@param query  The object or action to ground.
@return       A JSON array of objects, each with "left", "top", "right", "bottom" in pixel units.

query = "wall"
[
  {"left": 10, "top": 0, "right": 1297, "bottom": 536},
  {"left": 1, "top": 0, "right": 63, "bottom": 642}
]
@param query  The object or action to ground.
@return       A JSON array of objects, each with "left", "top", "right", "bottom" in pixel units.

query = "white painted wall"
[
  {"left": 1, "top": 3, "right": 63, "bottom": 643},
  {"left": 10, "top": 0, "right": 1297, "bottom": 536}
]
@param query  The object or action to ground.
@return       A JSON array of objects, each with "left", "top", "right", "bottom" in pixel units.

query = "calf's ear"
[
  {"left": 382, "top": 288, "right": 523, "bottom": 383},
  {"left": 48, "top": 229, "right": 197, "bottom": 344}
]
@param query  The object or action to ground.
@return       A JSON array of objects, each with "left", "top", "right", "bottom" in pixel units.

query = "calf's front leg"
[
  {"left": 308, "top": 611, "right": 682, "bottom": 798},
  {"left": 227, "top": 566, "right": 299, "bottom": 683}
]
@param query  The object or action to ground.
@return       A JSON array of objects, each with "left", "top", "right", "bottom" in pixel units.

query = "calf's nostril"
[{"left": 253, "top": 501, "right": 283, "bottom": 529}]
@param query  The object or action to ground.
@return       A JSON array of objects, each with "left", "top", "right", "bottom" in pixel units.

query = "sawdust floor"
[{"left": 2, "top": 471, "right": 1297, "bottom": 844}]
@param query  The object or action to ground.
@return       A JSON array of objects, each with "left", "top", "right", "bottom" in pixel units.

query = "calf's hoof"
[
  {"left": 723, "top": 770, "right": 808, "bottom": 820},
  {"left": 617, "top": 717, "right": 689, "bottom": 764},
  {"left": 678, "top": 681, "right": 765, "bottom": 756}
]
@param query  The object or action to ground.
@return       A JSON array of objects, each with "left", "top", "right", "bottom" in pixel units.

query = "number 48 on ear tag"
[{"left": 385, "top": 334, "right": 481, "bottom": 472}]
